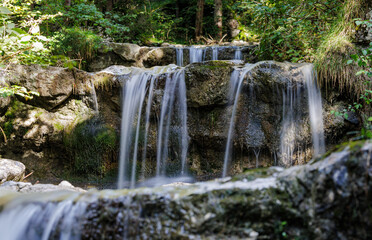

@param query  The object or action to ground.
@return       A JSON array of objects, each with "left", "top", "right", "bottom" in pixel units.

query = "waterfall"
[
  {"left": 156, "top": 70, "right": 188, "bottom": 176},
  {"left": 304, "top": 65, "right": 325, "bottom": 156},
  {"left": 212, "top": 46, "right": 219, "bottom": 60},
  {"left": 279, "top": 64, "right": 325, "bottom": 165},
  {"left": 0, "top": 192, "right": 88, "bottom": 240},
  {"left": 140, "top": 77, "right": 156, "bottom": 180},
  {"left": 117, "top": 66, "right": 189, "bottom": 188},
  {"left": 176, "top": 48, "right": 184, "bottom": 66},
  {"left": 90, "top": 80, "right": 99, "bottom": 113},
  {"left": 279, "top": 83, "right": 302, "bottom": 166},
  {"left": 118, "top": 71, "right": 151, "bottom": 189},
  {"left": 223, "top": 64, "right": 255, "bottom": 177},
  {"left": 190, "top": 46, "right": 205, "bottom": 63},
  {"left": 234, "top": 47, "right": 242, "bottom": 60}
]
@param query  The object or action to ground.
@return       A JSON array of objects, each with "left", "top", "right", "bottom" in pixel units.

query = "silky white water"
[
  {"left": 117, "top": 65, "right": 189, "bottom": 188},
  {"left": 279, "top": 83, "right": 302, "bottom": 166},
  {"left": 223, "top": 64, "right": 255, "bottom": 177},
  {"left": 176, "top": 47, "right": 184, "bottom": 66},
  {"left": 90, "top": 80, "right": 99, "bottom": 114},
  {"left": 118, "top": 71, "right": 151, "bottom": 189},
  {"left": 304, "top": 65, "right": 325, "bottom": 156},
  {"left": 212, "top": 46, "right": 219, "bottom": 60},
  {"left": 190, "top": 46, "right": 205, "bottom": 63},
  {"left": 234, "top": 47, "right": 242, "bottom": 60},
  {"left": 279, "top": 64, "right": 325, "bottom": 165},
  {"left": 156, "top": 70, "right": 188, "bottom": 176}
]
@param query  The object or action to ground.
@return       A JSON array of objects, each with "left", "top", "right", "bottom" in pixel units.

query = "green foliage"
[
  {"left": 0, "top": 6, "right": 55, "bottom": 66},
  {"left": 0, "top": 84, "right": 39, "bottom": 99},
  {"left": 64, "top": 117, "right": 117, "bottom": 176},
  {"left": 331, "top": 22, "right": 372, "bottom": 139},
  {"left": 239, "top": 0, "right": 343, "bottom": 62},
  {"left": 51, "top": 27, "right": 105, "bottom": 68}
]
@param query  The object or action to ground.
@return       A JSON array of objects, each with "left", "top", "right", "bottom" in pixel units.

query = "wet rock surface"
[
  {"left": 77, "top": 141, "right": 372, "bottom": 239},
  {"left": 0, "top": 180, "right": 85, "bottom": 193}
]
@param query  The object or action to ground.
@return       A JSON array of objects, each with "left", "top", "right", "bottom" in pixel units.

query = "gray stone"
[
  {"left": 0, "top": 180, "right": 85, "bottom": 193},
  {"left": 0, "top": 159, "right": 25, "bottom": 183}
]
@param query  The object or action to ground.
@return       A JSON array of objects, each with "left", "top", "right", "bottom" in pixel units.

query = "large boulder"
[{"left": 0, "top": 159, "right": 25, "bottom": 183}]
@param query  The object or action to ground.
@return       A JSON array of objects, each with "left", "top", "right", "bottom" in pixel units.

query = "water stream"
[
  {"left": 223, "top": 64, "right": 255, "bottom": 177},
  {"left": 304, "top": 65, "right": 326, "bottom": 156},
  {"left": 176, "top": 48, "right": 184, "bottom": 66},
  {"left": 118, "top": 65, "right": 189, "bottom": 188}
]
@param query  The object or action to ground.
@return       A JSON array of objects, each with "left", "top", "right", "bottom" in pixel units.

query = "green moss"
[
  {"left": 231, "top": 167, "right": 275, "bottom": 182},
  {"left": 54, "top": 122, "right": 64, "bottom": 131},
  {"left": 311, "top": 140, "right": 367, "bottom": 164},
  {"left": 3, "top": 121, "right": 13, "bottom": 138},
  {"left": 35, "top": 111, "right": 43, "bottom": 118},
  {"left": 4, "top": 100, "right": 22, "bottom": 119},
  {"left": 64, "top": 117, "right": 118, "bottom": 176}
]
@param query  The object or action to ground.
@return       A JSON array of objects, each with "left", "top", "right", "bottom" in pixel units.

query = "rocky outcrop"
[
  {"left": 355, "top": 9, "right": 372, "bottom": 45},
  {"left": 0, "top": 65, "right": 100, "bottom": 182},
  {"left": 76, "top": 141, "right": 370, "bottom": 239},
  {"left": 0, "top": 159, "right": 25, "bottom": 183}
]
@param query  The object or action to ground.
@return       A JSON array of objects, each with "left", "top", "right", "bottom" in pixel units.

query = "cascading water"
[
  {"left": 90, "top": 80, "right": 99, "bottom": 113},
  {"left": 118, "top": 70, "right": 151, "bottom": 189},
  {"left": 190, "top": 46, "right": 205, "bottom": 63},
  {"left": 212, "top": 46, "right": 219, "bottom": 60},
  {"left": 279, "top": 64, "right": 325, "bottom": 166},
  {"left": 303, "top": 65, "right": 325, "bottom": 156},
  {"left": 176, "top": 47, "right": 184, "bottom": 66},
  {"left": 156, "top": 70, "right": 188, "bottom": 176},
  {"left": 279, "top": 82, "right": 302, "bottom": 166},
  {"left": 223, "top": 64, "right": 255, "bottom": 177},
  {"left": 117, "top": 65, "right": 189, "bottom": 188},
  {"left": 234, "top": 47, "right": 242, "bottom": 60},
  {"left": 0, "top": 192, "right": 89, "bottom": 240}
]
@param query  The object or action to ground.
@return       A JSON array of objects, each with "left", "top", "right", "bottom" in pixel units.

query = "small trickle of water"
[
  {"left": 279, "top": 83, "right": 301, "bottom": 166},
  {"left": 190, "top": 46, "right": 205, "bottom": 63},
  {"left": 176, "top": 48, "right": 184, "bottom": 66},
  {"left": 140, "top": 77, "right": 156, "bottom": 180},
  {"left": 90, "top": 80, "right": 99, "bottom": 114},
  {"left": 304, "top": 65, "right": 325, "bottom": 157},
  {"left": 212, "top": 47, "right": 219, "bottom": 60},
  {"left": 223, "top": 64, "right": 255, "bottom": 177},
  {"left": 234, "top": 47, "right": 242, "bottom": 60},
  {"left": 156, "top": 70, "right": 188, "bottom": 176}
]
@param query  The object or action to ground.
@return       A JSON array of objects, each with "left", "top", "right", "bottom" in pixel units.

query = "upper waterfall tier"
[{"left": 88, "top": 42, "right": 259, "bottom": 71}]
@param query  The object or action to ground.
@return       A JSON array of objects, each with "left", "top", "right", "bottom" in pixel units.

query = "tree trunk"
[
  {"left": 107, "top": 0, "right": 113, "bottom": 11},
  {"left": 214, "top": 0, "right": 223, "bottom": 40},
  {"left": 176, "top": 0, "right": 180, "bottom": 18},
  {"left": 195, "top": 0, "right": 205, "bottom": 41},
  {"left": 65, "top": 0, "right": 71, "bottom": 7}
]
